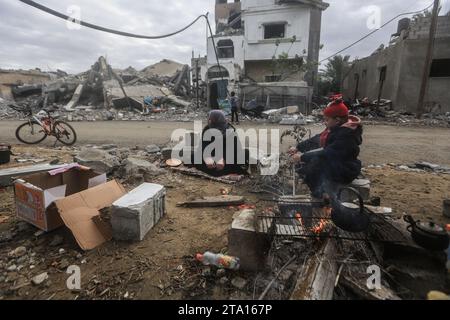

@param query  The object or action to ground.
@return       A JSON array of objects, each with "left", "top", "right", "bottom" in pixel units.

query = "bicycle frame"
[{"left": 29, "top": 112, "right": 55, "bottom": 135}]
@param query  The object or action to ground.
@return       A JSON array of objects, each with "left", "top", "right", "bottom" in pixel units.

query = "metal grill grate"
[{"left": 257, "top": 210, "right": 406, "bottom": 243}]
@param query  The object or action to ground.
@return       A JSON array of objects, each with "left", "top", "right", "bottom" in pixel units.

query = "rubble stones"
[
  {"left": 100, "top": 144, "right": 118, "bottom": 150},
  {"left": 216, "top": 269, "right": 226, "bottom": 278},
  {"left": 7, "top": 265, "right": 17, "bottom": 272},
  {"left": 201, "top": 267, "right": 212, "bottom": 277},
  {"left": 8, "top": 246, "right": 27, "bottom": 258},
  {"left": 0, "top": 231, "right": 14, "bottom": 243},
  {"left": 145, "top": 145, "right": 160, "bottom": 154},
  {"left": 31, "top": 272, "right": 48, "bottom": 286},
  {"left": 124, "top": 157, "right": 164, "bottom": 179},
  {"left": 49, "top": 235, "right": 64, "bottom": 247},
  {"left": 231, "top": 277, "right": 248, "bottom": 290},
  {"left": 74, "top": 148, "right": 120, "bottom": 174}
]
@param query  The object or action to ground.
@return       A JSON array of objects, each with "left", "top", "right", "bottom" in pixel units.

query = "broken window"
[
  {"left": 265, "top": 75, "right": 282, "bottom": 82},
  {"left": 379, "top": 66, "right": 387, "bottom": 82},
  {"left": 217, "top": 39, "right": 234, "bottom": 59},
  {"left": 264, "top": 23, "right": 286, "bottom": 39},
  {"left": 362, "top": 70, "right": 367, "bottom": 79},
  {"left": 430, "top": 59, "right": 450, "bottom": 77},
  {"left": 207, "top": 66, "right": 230, "bottom": 79}
]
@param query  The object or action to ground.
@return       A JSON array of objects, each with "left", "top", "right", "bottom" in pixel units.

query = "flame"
[{"left": 312, "top": 219, "right": 328, "bottom": 234}]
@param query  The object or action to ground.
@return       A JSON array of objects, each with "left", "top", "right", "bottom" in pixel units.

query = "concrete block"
[
  {"left": 111, "top": 183, "right": 166, "bottom": 241},
  {"left": 228, "top": 210, "right": 271, "bottom": 272}
]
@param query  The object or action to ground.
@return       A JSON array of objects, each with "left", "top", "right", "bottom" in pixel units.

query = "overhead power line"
[
  {"left": 319, "top": 2, "right": 435, "bottom": 63},
  {"left": 18, "top": 0, "right": 226, "bottom": 82},
  {"left": 18, "top": 0, "right": 206, "bottom": 39}
]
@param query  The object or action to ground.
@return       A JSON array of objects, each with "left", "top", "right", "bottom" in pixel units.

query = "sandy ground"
[
  {"left": 1, "top": 120, "right": 449, "bottom": 165},
  {"left": 0, "top": 121, "right": 449, "bottom": 300}
]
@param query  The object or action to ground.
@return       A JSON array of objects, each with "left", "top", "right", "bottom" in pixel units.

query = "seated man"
[
  {"left": 192, "top": 110, "right": 249, "bottom": 177},
  {"left": 289, "top": 99, "right": 363, "bottom": 198}
]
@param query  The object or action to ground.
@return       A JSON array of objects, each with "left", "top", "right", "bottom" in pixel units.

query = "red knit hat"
[{"left": 323, "top": 100, "right": 349, "bottom": 118}]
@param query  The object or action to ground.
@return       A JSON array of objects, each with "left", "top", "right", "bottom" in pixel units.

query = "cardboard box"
[
  {"left": 55, "top": 180, "right": 126, "bottom": 250},
  {"left": 14, "top": 165, "right": 107, "bottom": 232},
  {"left": 14, "top": 164, "right": 126, "bottom": 250}
]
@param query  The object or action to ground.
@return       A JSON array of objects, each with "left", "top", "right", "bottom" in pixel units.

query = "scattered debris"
[
  {"left": 31, "top": 272, "right": 48, "bottom": 286},
  {"left": 177, "top": 195, "right": 245, "bottom": 208}
]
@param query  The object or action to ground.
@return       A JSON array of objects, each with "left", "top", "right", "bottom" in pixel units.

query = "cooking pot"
[
  {"left": 0, "top": 144, "right": 11, "bottom": 165},
  {"left": 331, "top": 187, "right": 370, "bottom": 233},
  {"left": 404, "top": 215, "right": 449, "bottom": 251}
]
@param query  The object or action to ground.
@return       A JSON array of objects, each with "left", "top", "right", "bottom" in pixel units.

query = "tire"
[
  {"left": 54, "top": 121, "right": 77, "bottom": 146},
  {"left": 15, "top": 121, "right": 47, "bottom": 144}
]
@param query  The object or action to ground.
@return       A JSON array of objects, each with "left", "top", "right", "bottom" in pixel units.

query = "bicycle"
[{"left": 12, "top": 105, "right": 77, "bottom": 146}]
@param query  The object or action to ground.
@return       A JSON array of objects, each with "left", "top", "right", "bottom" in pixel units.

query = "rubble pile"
[
  {"left": 0, "top": 57, "right": 198, "bottom": 121},
  {"left": 351, "top": 99, "right": 450, "bottom": 127}
]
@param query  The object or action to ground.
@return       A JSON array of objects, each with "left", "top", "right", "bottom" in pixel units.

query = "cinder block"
[
  {"left": 111, "top": 183, "right": 166, "bottom": 241},
  {"left": 228, "top": 210, "right": 271, "bottom": 272}
]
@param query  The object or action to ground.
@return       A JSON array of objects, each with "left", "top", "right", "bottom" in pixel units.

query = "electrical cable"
[
  {"left": 18, "top": 0, "right": 207, "bottom": 40},
  {"left": 18, "top": 0, "right": 227, "bottom": 92},
  {"left": 319, "top": 2, "right": 435, "bottom": 63}
]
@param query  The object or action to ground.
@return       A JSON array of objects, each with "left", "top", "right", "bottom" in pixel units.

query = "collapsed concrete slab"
[
  {"left": 74, "top": 148, "right": 121, "bottom": 174},
  {"left": 111, "top": 183, "right": 166, "bottom": 241}
]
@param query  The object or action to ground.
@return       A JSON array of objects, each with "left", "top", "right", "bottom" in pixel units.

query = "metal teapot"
[
  {"left": 404, "top": 215, "right": 450, "bottom": 251},
  {"left": 331, "top": 187, "right": 370, "bottom": 233}
]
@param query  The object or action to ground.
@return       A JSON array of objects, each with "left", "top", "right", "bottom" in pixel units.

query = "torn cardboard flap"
[{"left": 55, "top": 180, "right": 126, "bottom": 250}]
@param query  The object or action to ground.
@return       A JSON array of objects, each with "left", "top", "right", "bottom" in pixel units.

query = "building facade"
[
  {"left": 200, "top": 0, "right": 328, "bottom": 110},
  {"left": 343, "top": 15, "right": 450, "bottom": 113}
]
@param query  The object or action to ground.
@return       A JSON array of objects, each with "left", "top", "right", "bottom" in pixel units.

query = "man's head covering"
[{"left": 323, "top": 99, "right": 349, "bottom": 118}]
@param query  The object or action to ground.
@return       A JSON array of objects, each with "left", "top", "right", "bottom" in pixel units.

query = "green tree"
[{"left": 318, "top": 55, "right": 351, "bottom": 96}]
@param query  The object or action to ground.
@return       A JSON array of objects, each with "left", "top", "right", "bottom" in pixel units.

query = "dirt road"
[{"left": 1, "top": 120, "right": 449, "bottom": 165}]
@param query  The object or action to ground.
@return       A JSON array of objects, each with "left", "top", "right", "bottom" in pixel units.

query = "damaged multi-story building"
[
  {"left": 193, "top": 0, "right": 329, "bottom": 111},
  {"left": 343, "top": 14, "right": 450, "bottom": 113}
]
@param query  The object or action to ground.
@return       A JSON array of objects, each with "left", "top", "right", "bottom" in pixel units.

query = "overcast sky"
[{"left": 0, "top": 0, "right": 447, "bottom": 74}]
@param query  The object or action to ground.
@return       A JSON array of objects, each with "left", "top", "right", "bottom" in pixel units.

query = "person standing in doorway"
[{"left": 230, "top": 91, "right": 240, "bottom": 124}]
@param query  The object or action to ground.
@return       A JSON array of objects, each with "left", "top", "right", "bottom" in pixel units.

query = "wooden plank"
[
  {"left": 169, "top": 166, "right": 244, "bottom": 184},
  {"left": 0, "top": 164, "right": 67, "bottom": 187},
  {"left": 341, "top": 276, "right": 401, "bottom": 300},
  {"left": 177, "top": 195, "right": 245, "bottom": 208},
  {"left": 290, "top": 238, "right": 339, "bottom": 300}
]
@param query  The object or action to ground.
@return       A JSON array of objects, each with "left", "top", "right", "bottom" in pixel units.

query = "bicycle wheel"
[
  {"left": 15, "top": 121, "right": 47, "bottom": 144},
  {"left": 54, "top": 121, "right": 77, "bottom": 146}
]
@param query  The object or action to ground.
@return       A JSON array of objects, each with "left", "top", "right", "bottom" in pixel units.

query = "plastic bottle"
[{"left": 196, "top": 252, "right": 240, "bottom": 270}]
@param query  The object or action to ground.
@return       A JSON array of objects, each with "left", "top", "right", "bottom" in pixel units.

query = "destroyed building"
[
  {"left": 343, "top": 15, "right": 450, "bottom": 113},
  {"left": 0, "top": 69, "right": 52, "bottom": 100},
  {"left": 196, "top": 0, "right": 329, "bottom": 112}
]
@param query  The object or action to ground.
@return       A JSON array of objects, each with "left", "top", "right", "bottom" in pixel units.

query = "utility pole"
[
  {"left": 417, "top": 0, "right": 440, "bottom": 118},
  {"left": 195, "top": 59, "right": 199, "bottom": 108}
]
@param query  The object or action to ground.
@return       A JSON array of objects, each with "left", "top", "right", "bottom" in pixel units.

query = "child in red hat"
[{"left": 288, "top": 97, "right": 363, "bottom": 198}]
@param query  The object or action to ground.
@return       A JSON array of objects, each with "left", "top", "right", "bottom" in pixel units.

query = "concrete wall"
[
  {"left": 0, "top": 70, "right": 51, "bottom": 99},
  {"left": 207, "top": 35, "right": 245, "bottom": 82},
  {"left": 215, "top": 1, "right": 242, "bottom": 28},
  {"left": 244, "top": 60, "right": 303, "bottom": 82},
  {"left": 397, "top": 38, "right": 450, "bottom": 113},
  {"left": 343, "top": 36, "right": 450, "bottom": 113},
  {"left": 409, "top": 16, "right": 450, "bottom": 40},
  {"left": 306, "top": 7, "right": 323, "bottom": 89},
  {"left": 243, "top": 4, "right": 311, "bottom": 61}
]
